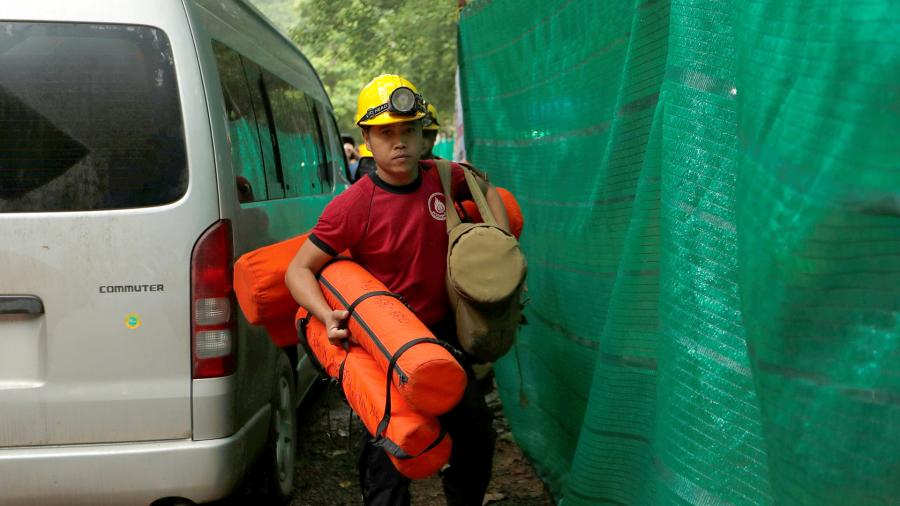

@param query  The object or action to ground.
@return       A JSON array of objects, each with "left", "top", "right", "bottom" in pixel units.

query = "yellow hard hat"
[
  {"left": 358, "top": 143, "right": 373, "bottom": 158},
  {"left": 423, "top": 103, "right": 440, "bottom": 131},
  {"left": 355, "top": 74, "right": 427, "bottom": 126}
]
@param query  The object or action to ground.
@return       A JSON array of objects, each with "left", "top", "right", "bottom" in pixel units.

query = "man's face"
[{"left": 363, "top": 120, "right": 423, "bottom": 177}]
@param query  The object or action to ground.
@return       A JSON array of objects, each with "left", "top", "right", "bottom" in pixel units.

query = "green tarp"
[
  {"left": 457, "top": 1, "right": 900, "bottom": 504},
  {"left": 433, "top": 138, "right": 455, "bottom": 160}
]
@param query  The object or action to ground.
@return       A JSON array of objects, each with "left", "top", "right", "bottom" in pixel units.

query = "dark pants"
[{"left": 358, "top": 319, "right": 496, "bottom": 506}]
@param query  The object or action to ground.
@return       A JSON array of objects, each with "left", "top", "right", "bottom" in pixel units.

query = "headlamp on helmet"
[{"left": 358, "top": 87, "right": 425, "bottom": 124}]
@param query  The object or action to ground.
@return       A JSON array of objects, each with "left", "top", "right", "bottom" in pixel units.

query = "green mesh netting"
[
  {"left": 457, "top": 1, "right": 900, "bottom": 504},
  {"left": 433, "top": 138, "right": 455, "bottom": 160}
]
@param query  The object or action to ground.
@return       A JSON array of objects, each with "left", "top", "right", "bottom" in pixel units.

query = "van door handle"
[{"left": 0, "top": 295, "right": 45, "bottom": 316}]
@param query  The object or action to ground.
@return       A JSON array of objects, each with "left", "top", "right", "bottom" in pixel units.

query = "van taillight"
[{"left": 191, "top": 220, "right": 236, "bottom": 379}]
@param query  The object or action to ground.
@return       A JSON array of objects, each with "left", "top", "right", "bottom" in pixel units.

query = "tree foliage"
[
  {"left": 249, "top": 0, "right": 297, "bottom": 34},
  {"left": 287, "top": 0, "right": 458, "bottom": 140}
]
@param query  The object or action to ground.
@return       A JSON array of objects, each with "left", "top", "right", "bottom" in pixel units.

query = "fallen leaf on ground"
[
  {"left": 327, "top": 449, "right": 348, "bottom": 458},
  {"left": 338, "top": 480, "right": 353, "bottom": 488},
  {"left": 483, "top": 491, "right": 506, "bottom": 504}
]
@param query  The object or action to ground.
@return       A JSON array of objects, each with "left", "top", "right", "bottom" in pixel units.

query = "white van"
[{"left": 0, "top": 1, "right": 348, "bottom": 504}]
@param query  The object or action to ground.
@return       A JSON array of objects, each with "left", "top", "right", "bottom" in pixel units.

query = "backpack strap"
[
  {"left": 436, "top": 159, "right": 498, "bottom": 229},
  {"left": 462, "top": 167, "right": 498, "bottom": 227},
  {"left": 435, "top": 159, "right": 462, "bottom": 231}
]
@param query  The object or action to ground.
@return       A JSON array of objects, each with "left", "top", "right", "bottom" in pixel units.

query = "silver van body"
[{"left": 0, "top": 1, "right": 347, "bottom": 504}]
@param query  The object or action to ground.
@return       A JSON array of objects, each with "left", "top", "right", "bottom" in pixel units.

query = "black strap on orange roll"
[
  {"left": 296, "top": 314, "right": 328, "bottom": 379},
  {"left": 316, "top": 257, "right": 462, "bottom": 458},
  {"left": 372, "top": 337, "right": 463, "bottom": 459},
  {"left": 315, "top": 273, "right": 414, "bottom": 388},
  {"left": 318, "top": 270, "right": 412, "bottom": 384},
  {"left": 346, "top": 290, "right": 409, "bottom": 315},
  {"left": 375, "top": 426, "right": 447, "bottom": 460},
  {"left": 337, "top": 339, "right": 350, "bottom": 385},
  {"left": 339, "top": 290, "right": 407, "bottom": 387}
]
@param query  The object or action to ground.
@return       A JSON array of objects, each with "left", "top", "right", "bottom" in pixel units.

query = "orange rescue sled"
[
  {"left": 233, "top": 236, "right": 466, "bottom": 415},
  {"left": 317, "top": 259, "right": 467, "bottom": 416},
  {"left": 234, "top": 233, "right": 344, "bottom": 347},
  {"left": 233, "top": 233, "right": 308, "bottom": 329},
  {"left": 298, "top": 309, "right": 452, "bottom": 479}
]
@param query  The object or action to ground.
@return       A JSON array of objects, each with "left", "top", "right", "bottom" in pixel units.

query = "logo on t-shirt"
[{"left": 428, "top": 192, "right": 446, "bottom": 221}]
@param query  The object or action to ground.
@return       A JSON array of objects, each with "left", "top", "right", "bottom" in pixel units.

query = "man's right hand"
[{"left": 325, "top": 309, "right": 350, "bottom": 345}]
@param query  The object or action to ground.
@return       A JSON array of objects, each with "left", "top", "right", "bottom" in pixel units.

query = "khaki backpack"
[{"left": 435, "top": 159, "right": 526, "bottom": 362}]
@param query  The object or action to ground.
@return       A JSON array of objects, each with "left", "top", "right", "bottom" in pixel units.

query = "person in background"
[
  {"left": 354, "top": 142, "right": 377, "bottom": 182},
  {"left": 420, "top": 103, "right": 440, "bottom": 160},
  {"left": 342, "top": 133, "right": 360, "bottom": 178},
  {"left": 285, "top": 74, "right": 509, "bottom": 506}
]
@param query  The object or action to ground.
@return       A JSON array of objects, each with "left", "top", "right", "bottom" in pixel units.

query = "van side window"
[
  {"left": 211, "top": 41, "right": 334, "bottom": 201},
  {"left": 311, "top": 102, "right": 338, "bottom": 188},
  {"left": 319, "top": 106, "right": 348, "bottom": 184},
  {"left": 261, "top": 71, "right": 329, "bottom": 197},
  {"left": 246, "top": 64, "right": 286, "bottom": 200},
  {"left": 212, "top": 41, "right": 270, "bottom": 203},
  {"left": 0, "top": 23, "right": 187, "bottom": 212}
]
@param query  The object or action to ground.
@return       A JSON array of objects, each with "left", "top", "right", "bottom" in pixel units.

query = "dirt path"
[{"left": 278, "top": 381, "right": 554, "bottom": 505}]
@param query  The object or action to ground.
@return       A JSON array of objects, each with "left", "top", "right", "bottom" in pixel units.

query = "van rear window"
[{"left": 0, "top": 23, "right": 187, "bottom": 212}]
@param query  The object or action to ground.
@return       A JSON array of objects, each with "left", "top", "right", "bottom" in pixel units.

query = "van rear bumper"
[{"left": 0, "top": 405, "right": 270, "bottom": 506}]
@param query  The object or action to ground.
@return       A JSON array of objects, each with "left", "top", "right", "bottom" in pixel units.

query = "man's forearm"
[{"left": 286, "top": 266, "right": 334, "bottom": 324}]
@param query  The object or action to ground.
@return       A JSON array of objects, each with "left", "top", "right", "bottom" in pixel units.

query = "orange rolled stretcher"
[
  {"left": 317, "top": 258, "right": 467, "bottom": 417},
  {"left": 233, "top": 237, "right": 466, "bottom": 416},
  {"left": 297, "top": 308, "right": 452, "bottom": 479},
  {"left": 233, "top": 233, "right": 309, "bottom": 346}
]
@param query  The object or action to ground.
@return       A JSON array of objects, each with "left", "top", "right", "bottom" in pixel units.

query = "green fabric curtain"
[
  {"left": 433, "top": 138, "right": 455, "bottom": 160},
  {"left": 458, "top": 0, "right": 900, "bottom": 504}
]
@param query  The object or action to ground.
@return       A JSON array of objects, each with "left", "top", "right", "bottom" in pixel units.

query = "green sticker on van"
[{"left": 124, "top": 313, "right": 142, "bottom": 330}]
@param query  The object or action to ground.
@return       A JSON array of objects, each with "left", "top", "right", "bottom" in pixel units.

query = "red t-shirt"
[{"left": 309, "top": 160, "right": 470, "bottom": 326}]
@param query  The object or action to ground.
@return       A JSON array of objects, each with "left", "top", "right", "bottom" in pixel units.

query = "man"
[
  {"left": 285, "top": 74, "right": 509, "bottom": 506},
  {"left": 421, "top": 103, "right": 440, "bottom": 160}
]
